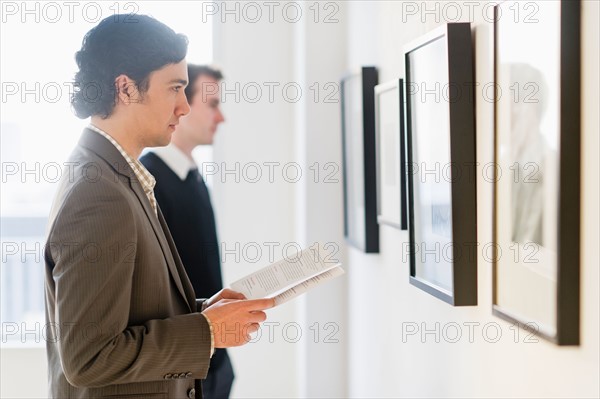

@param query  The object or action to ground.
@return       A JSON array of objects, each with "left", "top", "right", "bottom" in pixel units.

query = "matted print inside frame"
[{"left": 493, "top": 0, "right": 581, "bottom": 345}]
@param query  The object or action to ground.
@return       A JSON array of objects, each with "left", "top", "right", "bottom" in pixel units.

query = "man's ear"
[{"left": 114, "top": 75, "right": 140, "bottom": 105}]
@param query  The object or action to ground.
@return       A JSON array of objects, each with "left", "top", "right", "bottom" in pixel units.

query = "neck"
[
  {"left": 91, "top": 116, "right": 143, "bottom": 159},
  {"left": 170, "top": 132, "right": 195, "bottom": 161}
]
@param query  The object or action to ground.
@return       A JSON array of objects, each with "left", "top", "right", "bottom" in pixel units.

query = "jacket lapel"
[{"left": 78, "top": 129, "right": 193, "bottom": 312}]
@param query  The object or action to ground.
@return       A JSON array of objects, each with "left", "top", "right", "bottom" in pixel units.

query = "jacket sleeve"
[{"left": 46, "top": 179, "right": 212, "bottom": 387}]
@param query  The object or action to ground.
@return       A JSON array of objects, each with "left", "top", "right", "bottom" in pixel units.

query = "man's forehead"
[
  {"left": 152, "top": 61, "right": 189, "bottom": 85},
  {"left": 194, "top": 75, "right": 220, "bottom": 93}
]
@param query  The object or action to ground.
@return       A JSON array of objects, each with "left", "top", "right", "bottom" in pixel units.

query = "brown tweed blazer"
[{"left": 44, "top": 129, "right": 211, "bottom": 398}]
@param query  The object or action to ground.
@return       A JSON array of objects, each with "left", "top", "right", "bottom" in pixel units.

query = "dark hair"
[
  {"left": 185, "top": 65, "right": 224, "bottom": 104},
  {"left": 72, "top": 14, "right": 188, "bottom": 119}
]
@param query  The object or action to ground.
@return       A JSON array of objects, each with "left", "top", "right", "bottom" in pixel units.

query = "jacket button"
[
  {"left": 187, "top": 388, "right": 196, "bottom": 398},
  {"left": 164, "top": 373, "right": 172, "bottom": 379}
]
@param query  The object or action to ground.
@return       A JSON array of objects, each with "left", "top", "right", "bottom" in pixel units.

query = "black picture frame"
[
  {"left": 492, "top": 1, "right": 581, "bottom": 345},
  {"left": 404, "top": 23, "right": 477, "bottom": 305},
  {"left": 341, "top": 66, "right": 379, "bottom": 253},
  {"left": 375, "top": 79, "right": 409, "bottom": 231}
]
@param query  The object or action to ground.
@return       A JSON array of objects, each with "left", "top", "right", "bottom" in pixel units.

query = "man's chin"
[
  {"left": 152, "top": 132, "right": 173, "bottom": 148},
  {"left": 201, "top": 132, "right": 216, "bottom": 146}
]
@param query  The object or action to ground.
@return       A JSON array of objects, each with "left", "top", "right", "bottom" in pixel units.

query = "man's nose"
[{"left": 177, "top": 94, "right": 191, "bottom": 116}]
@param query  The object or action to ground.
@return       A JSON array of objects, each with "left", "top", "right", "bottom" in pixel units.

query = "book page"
[
  {"left": 272, "top": 266, "right": 345, "bottom": 306},
  {"left": 230, "top": 245, "right": 342, "bottom": 300}
]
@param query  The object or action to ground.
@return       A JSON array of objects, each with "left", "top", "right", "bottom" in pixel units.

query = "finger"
[
  {"left": 222, "top": 289, "right": 246, "bottom": 300},
  {"left": 248, "top": 311, "right": 267, "bottom": 323},
  {"left": 244, "top": 298, "right": 276, "bottom": 311},
  {"left": 216, "top": 298, "right": 241, "bottom": 305},
  {"left": 206, "top": 298, "right": 239, "bottom": 311},
  {"left": 243, "top": 322, "right": 260, "bottom": 335},
  {"left": 227, "top": 289, "right": 246, "bottom": 299}
]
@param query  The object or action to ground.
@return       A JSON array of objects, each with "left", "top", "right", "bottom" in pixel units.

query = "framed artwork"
[
  {"left": 404, "top": 23, "right": 477, "bottom": 305},
  {"left": 375, "top": 79, "right": 408, "bottom": 230},
  {"left": 493, "top": 0, "right": 581, "bottom": 345},
  {"left": 341, "top": 66, "right": 379, "bottom": 253}
]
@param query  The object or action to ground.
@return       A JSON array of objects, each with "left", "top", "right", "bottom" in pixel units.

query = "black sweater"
[{"left": 140, "top": 152, "right": 223, "bottom": 299}]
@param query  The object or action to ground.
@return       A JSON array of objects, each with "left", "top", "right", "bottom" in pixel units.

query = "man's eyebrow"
[{"left": 169, "top": 79, "right": 188, "bottom": 87}]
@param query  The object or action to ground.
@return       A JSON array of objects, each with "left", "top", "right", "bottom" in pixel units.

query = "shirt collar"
[
  {"left": 87, "top": 124, "right": 156, "bottom": 191},
  {"left": 150, "top": 143, "right": 197, "bottom": 181}
]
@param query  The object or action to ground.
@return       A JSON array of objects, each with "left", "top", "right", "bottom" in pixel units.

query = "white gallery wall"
[
  {"left": 211, "top": 2, "right": 348, "bottom": 397},
  {"left": 211, "top": 12, "right": 301, "bottom": 398},
  {"left": 343, "top": 1, "right": 599, "bottom": 398},
  {"left": 213, "top": 0, "right": 599, "bottom": 397}
]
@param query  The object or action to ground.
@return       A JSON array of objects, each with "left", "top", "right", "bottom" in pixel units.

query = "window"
[{"left": 1, "top": 1, "right": 213, "bottom": 345}]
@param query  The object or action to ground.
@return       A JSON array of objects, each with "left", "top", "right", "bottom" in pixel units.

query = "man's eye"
[{"left": 173, "top": 86, "right": 182, "bottom": 93}]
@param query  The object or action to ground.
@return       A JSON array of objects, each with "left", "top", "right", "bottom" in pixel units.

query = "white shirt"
[{"left": 150, "top": 143, "right": 197, "bottom": 181}]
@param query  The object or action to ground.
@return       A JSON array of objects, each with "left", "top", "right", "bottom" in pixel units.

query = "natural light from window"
[{"left": 1, "top": 1, "right": 213, "bottom": 345}]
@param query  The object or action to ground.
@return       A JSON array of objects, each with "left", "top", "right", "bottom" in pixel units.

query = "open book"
[{"left": 230, "top": 245, "right": 344, "bottom": 306}]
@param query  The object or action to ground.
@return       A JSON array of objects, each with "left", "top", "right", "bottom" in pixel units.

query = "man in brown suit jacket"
[{"left": 44, "top": 15, "right": 273, "bottom": 398}]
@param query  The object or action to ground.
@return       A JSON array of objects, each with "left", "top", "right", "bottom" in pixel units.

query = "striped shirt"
[{"left": 88, "top": 124, "right": 158, "bottom": 216}]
